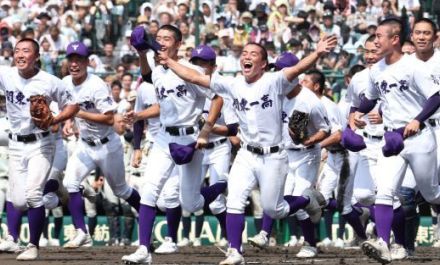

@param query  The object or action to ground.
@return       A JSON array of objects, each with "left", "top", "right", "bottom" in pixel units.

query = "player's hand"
[
  {"left": 404, "top": 120, "right": 420, "bottom": 138},
  {"left": 196, "top": 123, "right": 213, "bottom": 149},
  {"left": 123, "top": 110, "right": 136, "bottom": 124},
  {"left": 316, "top": 34, "right": 338, "bottom": 56},
  {"left": 132, "top": 149, "right": 143, "bottom": 168},
  {"left": 367, "top": 111, "right": 383, "bottom": 124},
  {"left": 157, "top": 49, "right": 170, "bottom": 66},
  {"left": 62, "top": 119, "right": 74, "bottom": 137},
  {"left": 353, "top": 111, "right": 367, "bottom": 129}
]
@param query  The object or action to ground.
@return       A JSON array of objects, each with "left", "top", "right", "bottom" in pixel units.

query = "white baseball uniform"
[
  {"left": 282, "top": 87, "right": 330, "bottom": 220},
  {"left": 0, "top": 66, "right": 74, "bottom": 210},
  {"left": 365, "top": 54, "right": 440, "bottom": 206},
  {"left": 132, "top": 80, "right": 180, "bottom": 213},
  {"left": 62, "top": 74, "right": 133, "bottom": 200},
  {"left": 199, "top": 97, "right": 238, "bottom": 215},
  {"left": 317, "top": 95, "right": 353, "bottom": 214},
  {"left": 42, "top": 103, "right": 68, "bottom": 210},
  {"left": 345, "top": 68, "right": 384, "bottom": 206},
  {"left": 140, "top": 61, "right": 214, "bottom": 213},
  {"left": 413, "top": 50, "right": 440, "bottom": 182},
  {"left": 0, "top": 115, "right": 9, "bottom": 219},
  {"left": 210, "top": 70, "right": 297, "bottom": 219}
]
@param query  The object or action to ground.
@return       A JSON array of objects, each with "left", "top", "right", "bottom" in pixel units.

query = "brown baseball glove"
[
  {"left": 29, "top": 95, "right": 53, "bottom": 130},
  {"left": 288, "top": 110, "right": 309, "bottom": 145}
]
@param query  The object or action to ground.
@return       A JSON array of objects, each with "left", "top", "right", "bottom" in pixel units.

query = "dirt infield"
[{"left": 2, "top": 245, "right": 440, "bottom": 265}]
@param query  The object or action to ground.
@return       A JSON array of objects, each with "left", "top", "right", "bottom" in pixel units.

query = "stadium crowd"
[{"left": 1, "top": 0, "right": 440, "bottom": 262}]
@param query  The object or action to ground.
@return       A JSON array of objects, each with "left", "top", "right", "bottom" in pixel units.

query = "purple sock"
[
  {"left": 215, "top": 211, "right": 227, "bottom": 238},
  {"left": 201, "top": 182, "right": 227, "bottom": 206},
  {"left": 125, "top": 189, "right": 141, "bottom": 212},
  {"left": 68, "top": 192, "right": 87, "bottom": 233},
  {"left": 28, "top": 206, "right": 45, "bottom": 247},
  {"left": 375, "top": 204, "right": 393, "bottom": 244},
  {"left": 226, "top": 213, "right": 245, "bottom": 253},
  {"left": 342, "top": 207, "right": 367, "bottom": 239},
  {"left": 139, "top": 204, "right": 156, "bottom": 247},
  {"left": 392, "top": 207, "right": 406, "bottom": 246},
  {"left": 299, "top": 218, "right": 316, "bottom": 247},
  {"left": 6, "top": 201, "right": 23, "bottom": 241},
  {"left": 166, "top": 206, "right": 181, "bottom": 243},
  {"left": 43, "top": 179, "right": 59, "bottom": 195},
  {"left": 261, "top": 212, "right": 274, "bottom": 234},
  {"left": 327, "top": 198, "right": 337, "bottom": 210},
  {"left": 284, "top": 195, "right": 310, "bottom": 215}
]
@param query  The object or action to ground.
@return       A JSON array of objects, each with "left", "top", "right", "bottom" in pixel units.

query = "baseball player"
[
  {"left": 352, "top": 18, "right": 440, "bottom": 263},
  {"left": 189, "top": 45, "right": 239, "bottom": 247},
  {"left": 0, "top": 38, "right": 79, "bottom": 260},
  {"left": 121, "top": 25, "right": 226, "bottom": 264},
  {"left": 61, "top": 41, "right": 141, "bottom": 248},
  {"left": 407, "top": 18, "right": 440, "bottom": 253},
  {"left": 248, "top": 55, "right": 330, "bottom": 258},
  {"left": 159, "top": 36, "right": 337, "bottom": 264},
  {"left": 307, "top": 69, "right": 372, "bottom": 250}
]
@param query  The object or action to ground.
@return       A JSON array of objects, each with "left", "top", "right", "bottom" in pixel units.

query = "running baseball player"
[
  {"left": 157, "top": 45, "right": 237, "bottom": 252},
  {"left": 407, "top": 18, "right": 440, "bottom": 253},
  {"left": 0, "top": 38, "right": 79, "bottom": 260},
  {"left": 61, "top": 41, "right": 141, "bottom": 248},
  {"left": 248, "top": 55, "right": 330, "bottom": 258},
  {"left": 352, "top": 18, "right": 440, "bottom": 263},
  {"left": 346, "top": 34, "right": 411, "bottom": 260},
  {"left": 121, "top": 25, "right": 226, "bottom": 264},
  {"left": 159, "top": 36, "right": 337, "bottom": 264}
]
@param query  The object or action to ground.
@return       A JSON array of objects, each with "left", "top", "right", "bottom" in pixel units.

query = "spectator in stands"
[
  {"left": 39, "top": 37, "right": 57, "bottom": 75},
  {"left": 201, "top": 0, "right": 215, "bottom": 25},
  {"left": 175, "top": 0, "right": 190, "bottom": 25},
  {"left": 179, "top": 21, "right": 195, "bottom": 48},
  {"left": 0, "top": 40, "right": 12, "bottom": 66},
  {"left": 100, "top": 42, "right": 119, "bottom": 70},
  {"left": 120, "top": 72, "right": 134, "bottom": 100}
]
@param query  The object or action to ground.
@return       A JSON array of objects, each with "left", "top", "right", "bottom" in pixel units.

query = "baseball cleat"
[
  {"left": 122, "top": 245, "right": 152, "bottom": 264},
  {"left": 317, "top": 237, "right": 333, "bottom": 250},
  {"left": 177, "top": 237, "right": 192, "bottom": 247},
  {"left": 16, "top": 243, "right": 39, "bottom": 261},
  {"left": 296, "top": 242, "right": 318, "bottom": 258},
  {"left": 0, "top": 235, "right": 22, "bottom": 253},
  {"left": 302, "top": 188, "right": 326, "bottom": 223},
  {"left": 39, "top": 237, "right": 48, "bottom": 247},
  {"left": 48, "top": 238, "right": 60, "bottom": 247},
  {"left": 248, "top": 230, "right": 269, "bottom": 249},
  {"left": 333, "top": 238, "right": 345, "bottom": 249},
  {"left": 284, "top": 236, "right": 299, "bottom": 247},
  {"left": 216, "top": 237, "right": 228, "bottom": 248},
  {"left": 390, "top": 243, "right": 408, "bottom": 260},
  {"left": 361, "top": 238, "right": 392, "bottom": 264},
  {"left": 154, "top": 237, "right": 178, "bottom": 254},
  {"left": 193, "top": 237, "right": 202, "bottom": 247},
  {"left": 63, "top": 229, "right": 92, "bottom": 248},
  {"left": 433, "top": 239, "right": 440, "bottom": 248},
  {"left": 219, "top": 248, "right": 245, "bottom": 265}
]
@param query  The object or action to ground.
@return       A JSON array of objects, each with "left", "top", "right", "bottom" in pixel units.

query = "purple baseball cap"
[
  {"left": 382, "top": 127, "right": 405, "bottom": 157},
  {"left": 275, "top": 52, "right": 299, "bottom": 70},
  {"left": 341, "top": 127, "right": 366, "bottom": 152},
  {"left": 190, "top": 45, "right": 216, "bottom": 62},
  {"left": 66, "top": 41, "right": 89, "bottom": 58},
  {"left": 168, "top": 142, "right": 197, "bottom": 165}
]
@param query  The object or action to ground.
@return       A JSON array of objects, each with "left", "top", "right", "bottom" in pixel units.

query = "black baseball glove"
[{"left": 288, "top": 110, "right": 309, "bottom": 144}]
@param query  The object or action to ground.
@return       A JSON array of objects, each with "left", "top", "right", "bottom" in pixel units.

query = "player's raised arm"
[
  {"left": 160, "top": 51, "right": 212, "bottom": 88},
  {"left": 282, "top": 35, "right": 337, "bottom": 82}
]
